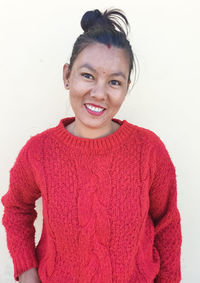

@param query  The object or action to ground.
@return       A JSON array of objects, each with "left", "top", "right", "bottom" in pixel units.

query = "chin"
[{"left": 82, "top": 117, "right": 109, "bottom": 128}]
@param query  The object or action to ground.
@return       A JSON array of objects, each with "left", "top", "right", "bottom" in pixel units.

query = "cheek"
[
  {"left": 69, "top": 86, "right": 82, "bottom": 99},
  {"left": 109, "top": 91, "right": 126, "bottom": 107},
  {"left": 69, "top": 80, "right": 88, "bottom": 97}
]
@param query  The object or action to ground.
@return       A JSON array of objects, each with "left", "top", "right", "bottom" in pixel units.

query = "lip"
[
  {"left": 84, "top": 104, "right": 106, "bottom": 116},
  {"left": 85, "top": 103, "right": 106, "bottom": 109}
]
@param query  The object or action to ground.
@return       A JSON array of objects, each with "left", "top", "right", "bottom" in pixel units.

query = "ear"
[
  {"left": 63, "top": 63, "right": 71, "bottom": 90},
  {"left": 126, "top": 80, "right": 131, "bottom": 93}
]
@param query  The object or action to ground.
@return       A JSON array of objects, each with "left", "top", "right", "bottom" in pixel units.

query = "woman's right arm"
[
  {"left": 19, "top": 268, "right": 41, "bottom": 283},
  {"left": 1, "top": 138, "right": 42, "bottom": 280}
]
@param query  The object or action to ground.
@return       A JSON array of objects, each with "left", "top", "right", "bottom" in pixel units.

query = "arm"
[
  {"left": 1, "top": 140, "right": 41, "bottom": 281},
  {"left": 149, "top": 138, "right": 182, "bottom": 283}
]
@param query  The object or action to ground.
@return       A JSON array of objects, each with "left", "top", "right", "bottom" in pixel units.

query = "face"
[{"left": 63, "top": 43, "right": 131, "bottom": 137}]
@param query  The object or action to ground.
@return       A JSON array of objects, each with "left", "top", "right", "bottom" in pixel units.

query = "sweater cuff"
[
  {"left": 13, "top": 252, "right": 38, "bottom": 281},
  {"left": 155, "top": 274, "right": 181, "bottom": 283}
]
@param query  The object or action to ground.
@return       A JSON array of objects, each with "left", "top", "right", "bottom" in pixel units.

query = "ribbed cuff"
[
  {"left": 155, "top": 274, "right": 181, "bottom": 283},
  {"left": 13, "top": 252, "right": 38, "bottom": 281}
]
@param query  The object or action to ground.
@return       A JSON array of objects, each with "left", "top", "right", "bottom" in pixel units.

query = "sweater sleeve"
[
  {"left": 1, "top": 139, "right": 41, "bottom": 281},
  {"left": 149, "top": 137, "right": 182, "bottom": 283}
]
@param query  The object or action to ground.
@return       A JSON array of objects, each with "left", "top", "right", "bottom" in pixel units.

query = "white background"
[{"left": 0, "top": 0, "right": 199, "bottom": 282}]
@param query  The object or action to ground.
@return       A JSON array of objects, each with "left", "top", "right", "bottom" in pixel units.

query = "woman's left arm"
[{"left": 149, "top": 138, "right": 182, "bottom": 283}]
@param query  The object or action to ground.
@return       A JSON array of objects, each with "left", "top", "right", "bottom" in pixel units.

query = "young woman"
[{"left": 1, "top": 8, "right": 182, "bottom": 283}]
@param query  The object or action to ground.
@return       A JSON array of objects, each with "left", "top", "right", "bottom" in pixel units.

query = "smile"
[{"left": 84, "top": 103, "right": 105, "bottom": 116}]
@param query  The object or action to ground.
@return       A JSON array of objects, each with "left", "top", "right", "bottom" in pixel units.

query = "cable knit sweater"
[{"left": 1, "top": 117, "right": 182, "bottom": 283}]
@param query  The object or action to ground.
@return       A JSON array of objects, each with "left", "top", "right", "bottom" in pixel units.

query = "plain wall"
[{"left": 0, "top": 0, "right": 200, "bottom": 282}]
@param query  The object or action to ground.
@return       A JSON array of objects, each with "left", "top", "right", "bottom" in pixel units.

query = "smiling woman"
[{"left": 1, "top": 7, "right": 182, "bottom": 283}]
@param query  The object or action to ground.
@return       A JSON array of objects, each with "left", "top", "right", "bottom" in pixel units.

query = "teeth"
[{"left": 85, "top": 104, "right": 104, "bottom": 112}]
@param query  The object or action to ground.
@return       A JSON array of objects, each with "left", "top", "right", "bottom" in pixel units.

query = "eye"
[
  {"left": 81, "top": 73, "right": 94, "bottom": 80},
  {"left": 110, "top": 80, "right": 121, "bottom": 86}
]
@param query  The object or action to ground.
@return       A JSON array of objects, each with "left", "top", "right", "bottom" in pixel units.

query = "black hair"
[{"left": 68, "top": 8, "right": 138, "bottom": 85}]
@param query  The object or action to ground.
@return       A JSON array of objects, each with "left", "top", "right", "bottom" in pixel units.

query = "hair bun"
[{"left": 81, "top": 9, "right": 102, "bottom": 32}]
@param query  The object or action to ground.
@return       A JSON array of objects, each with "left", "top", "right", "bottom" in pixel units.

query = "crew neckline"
[{"left": 51, "top": 116, "right": 136, "bottom": 153}]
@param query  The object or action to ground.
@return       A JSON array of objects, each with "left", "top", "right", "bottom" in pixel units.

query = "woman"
[{"left": 1, "top": 8, "right": 182, "bottom": 283}]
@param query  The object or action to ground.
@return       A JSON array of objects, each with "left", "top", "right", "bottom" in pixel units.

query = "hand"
[{"left": 19, "top": 267, "right": 41, "bottom": 283}]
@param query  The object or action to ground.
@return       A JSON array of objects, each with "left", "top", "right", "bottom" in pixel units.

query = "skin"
[
  {"left": 63, "top": 43, "right": 131, "bottom": 139},
  {"left": 19, "top": 268, "right": 41, "bottom": 283}
]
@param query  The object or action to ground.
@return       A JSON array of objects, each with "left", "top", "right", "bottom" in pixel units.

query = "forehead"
[{"left": 73, "top": 43, "right": 129, "bottom": 73}]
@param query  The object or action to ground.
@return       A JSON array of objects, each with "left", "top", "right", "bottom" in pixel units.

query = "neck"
[{"left": 68, "top": 118, "right": 120, "bottom": 139}]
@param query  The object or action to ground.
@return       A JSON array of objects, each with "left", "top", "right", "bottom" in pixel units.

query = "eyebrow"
[{"left": 79, "top": 63, "right": 127, "bottom": 80}]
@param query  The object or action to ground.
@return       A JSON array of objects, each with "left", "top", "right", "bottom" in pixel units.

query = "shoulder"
[
  {"left": 127, "top": 121, "right": 166, "bottom": 149},
  {"left": 126, "top": 121, "right": 174, "bottom": 164},
  {"left": 126, "top": 123, "right": 176, "bottom": 181},
  {"left": 14, "top": 122, "right": 58, "bottom": 163}
]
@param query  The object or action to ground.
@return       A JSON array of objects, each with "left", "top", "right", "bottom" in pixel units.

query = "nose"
[{"left": 90, "top": 81, "right": 107, "bottom": 100}]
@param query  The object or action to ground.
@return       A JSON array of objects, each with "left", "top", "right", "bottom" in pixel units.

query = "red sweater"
[{"left": 1, "top": 117, "right": 182, "bottom": 282}]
